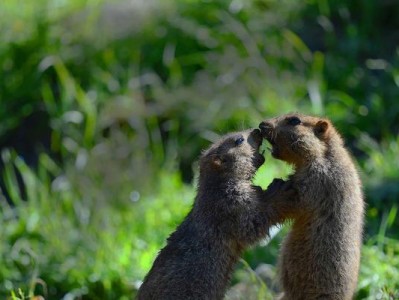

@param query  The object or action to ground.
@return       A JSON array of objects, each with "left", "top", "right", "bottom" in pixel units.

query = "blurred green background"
[{"left": 1, "top": 0, "right": 398, "bottom": 299}]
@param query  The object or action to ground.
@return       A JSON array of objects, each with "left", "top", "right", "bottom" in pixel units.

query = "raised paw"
[
  {"left": 265, "top": 178, "right": 286, "bottom": 196},
  {"left": 281, "top": 180, "right": 297, "bottom": 199},
  {"left": 265, "top": 179, "right": 297, "bottom": 200}
]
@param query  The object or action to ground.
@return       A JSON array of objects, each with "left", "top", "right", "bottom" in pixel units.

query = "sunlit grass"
[
  {"left": 1, "top": 0, "right": 399, "bottom": 298},
  {"left": 358, "top": 238, "right": 399, "bottom": 299},
  {"left": 0, "top": 153, "right": 194, "bottom": 298},
  {"left": 2, "top": 145, "right": 399, "bottom": 298}
]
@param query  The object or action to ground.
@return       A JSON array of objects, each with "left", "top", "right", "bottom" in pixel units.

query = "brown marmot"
[
  {"left": 136, "top": 129, "right": 295, "bottom": 300},
  {"left": 259, "top": 113, "right": 364, "bottom": 300}
]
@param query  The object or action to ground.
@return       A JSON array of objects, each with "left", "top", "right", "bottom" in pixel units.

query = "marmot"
[
  {"left": 259, "top": 113, "right": 364, "bottom": 300},
  {"left": 137, "top": 129, "right": 295, "bottom": 300}
]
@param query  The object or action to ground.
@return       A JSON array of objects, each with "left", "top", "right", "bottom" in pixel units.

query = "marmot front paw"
[{"left": 264, "top": 178, "right": 296, "bottom": 200}]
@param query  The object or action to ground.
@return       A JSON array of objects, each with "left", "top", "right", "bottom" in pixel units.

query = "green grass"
[
  {"left": 1, "top": 0, "right": 399, "bottom": 299},
  {"left": 1, "top": 152, "right": 194, "bottom": 298},
  {"left": 2, "top": 150, "right": 399, "bottom": 299}
]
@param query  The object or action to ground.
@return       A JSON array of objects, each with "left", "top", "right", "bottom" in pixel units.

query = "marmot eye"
[
  {"left": 235, "top": 137, "right": 245, "bottom": 146},
  {"left": 287, "top": 117, "right": 301, "bottom": 126}
]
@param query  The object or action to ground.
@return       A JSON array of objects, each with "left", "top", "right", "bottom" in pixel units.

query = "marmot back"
[
  {"left": 136, "top": 129, "right": 294, "bottom": 300},
  {"left": 260, "top": 114, "right": 364, "bottom": 300}
]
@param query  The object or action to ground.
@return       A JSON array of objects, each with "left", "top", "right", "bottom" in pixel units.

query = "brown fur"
[
  {"left": 259, "top": 113, "right": 364, "bottom": 300},
  {"left": 136, "top": 129, "right": 295, "bottom": 300}
]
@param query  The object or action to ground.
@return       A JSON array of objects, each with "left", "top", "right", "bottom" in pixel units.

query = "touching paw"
[
  {"left": 265, "top": 178, "right": 286, "bottom": 195},
  {"left": 265, "top": 178, "right": 297, "bottom": 200}
]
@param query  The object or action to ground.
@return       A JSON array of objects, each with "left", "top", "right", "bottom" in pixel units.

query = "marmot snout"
[
  {"left": 200, "top": 128, "right": 265, "bottom": 180},
  {"left": 259, "top": 114, "right": 332, "bottom": 167}
]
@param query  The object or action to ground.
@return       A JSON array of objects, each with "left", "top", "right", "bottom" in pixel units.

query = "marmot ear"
[
  {"left": 211, "top": 155, "right": 226, "bottom": 169},
  {"left": 315, "top": 120, "right": 330, "bottom": 138}
]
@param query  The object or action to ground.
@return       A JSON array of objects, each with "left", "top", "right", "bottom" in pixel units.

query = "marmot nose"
[
  {"left": 259, "top": 121, "right": 273, "bottom": 132},
  {"left": 251, "top": 128, "right": 262, "bottom": 140},
  {"left": 252, "top": 128, "right": 261, "bottom": 135}
]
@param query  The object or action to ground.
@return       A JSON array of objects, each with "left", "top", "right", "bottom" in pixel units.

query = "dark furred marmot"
[
  {"left": 259, "top": 113, "right": 364, "bottom": 300},
  {"left": 136, "top": 129, "right": 295, "bottom": 300}
]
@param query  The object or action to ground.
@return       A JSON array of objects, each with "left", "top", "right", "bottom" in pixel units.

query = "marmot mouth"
[
  {"left": 256, "top": 140, "right": 265, "bottom": 161},
  {"left": 250, "top": 129, "right": 265, "bottom": 167},
  {"left": 265, "top": 136, "right": 275, "bottom": 146},
  {"left": 263, "top": 137, "right": 279, "bottom": 158},
  {"left": 253, "top": 152, "right": 265, "bottom": 169},
  {"left": 251, "top": 143, "right": 265, "bottom": 169}
]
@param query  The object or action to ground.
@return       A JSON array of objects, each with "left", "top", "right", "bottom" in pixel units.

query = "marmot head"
[
  {"left": 199, "top": 129, "right": 265, "bottom": 181},
  {"left": 259, "top": 113, "right": 338, "bottom": 167}
]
